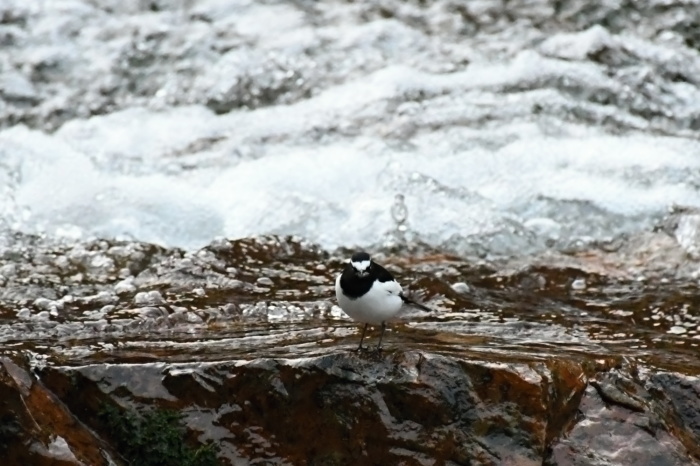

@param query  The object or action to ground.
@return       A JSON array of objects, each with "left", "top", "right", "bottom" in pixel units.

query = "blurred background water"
[{"left": 1, "top": 0, "right": 700, "bottom": 259}]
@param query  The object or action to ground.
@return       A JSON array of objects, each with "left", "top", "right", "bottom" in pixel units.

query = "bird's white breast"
[{"left": 335, "top": 275, "right": 404, "bottom": 326}]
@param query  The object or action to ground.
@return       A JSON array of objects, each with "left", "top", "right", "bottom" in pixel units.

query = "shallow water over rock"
[
  {"left": 0, "top": 234, "right": 699, "bottom": 464},
  {"left": 1, "top": 234, "right": 698, "bottom": 371}
]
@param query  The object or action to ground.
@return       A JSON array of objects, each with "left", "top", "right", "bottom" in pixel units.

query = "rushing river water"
[{"left": 2, "top": 0, "right": 700, "bottom": 256}]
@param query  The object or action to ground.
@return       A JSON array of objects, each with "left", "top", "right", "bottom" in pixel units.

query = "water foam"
[
  {"left": 2, "top": 7, "right": 700, "bottom": 256},
  {"left": 3, "top": 111, "right": 699, "bottom": 254}
]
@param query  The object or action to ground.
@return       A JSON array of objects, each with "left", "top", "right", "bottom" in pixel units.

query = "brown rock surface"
[
  {"left": 0, "top": 356, "right": 120, "bottom": 465},
  {"left": 549, "top": 370, "right": 700, "bottom": 466},
  {"left": 0, "top": 234, "right": 699, "bottom": 464},
  {"left": 34, "top": 352, "right": 698, "bottom": 466}
]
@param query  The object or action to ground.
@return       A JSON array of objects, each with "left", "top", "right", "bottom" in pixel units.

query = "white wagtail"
[{"left": 335, "top": 251, "right": 432, "bottom": 351}]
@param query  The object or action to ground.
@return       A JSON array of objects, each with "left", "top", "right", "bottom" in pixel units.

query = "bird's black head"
[{"left": 349, "top": 251, "right": 372, "bottom": 278}]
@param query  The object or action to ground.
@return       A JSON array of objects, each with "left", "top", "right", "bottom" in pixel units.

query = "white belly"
[{"left": 335, "top": 275, "right": 404, "bottom": 326}]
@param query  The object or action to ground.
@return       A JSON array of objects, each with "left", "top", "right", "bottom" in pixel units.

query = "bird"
[{"left": 335, "top": 251, "right": 432, "bottom": 351}]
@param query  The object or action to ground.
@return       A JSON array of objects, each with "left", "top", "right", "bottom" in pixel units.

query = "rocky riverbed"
[{"left": 0, "top": 233, "right": 698, "bottom": 465}]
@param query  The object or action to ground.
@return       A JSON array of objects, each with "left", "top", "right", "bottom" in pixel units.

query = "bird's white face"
[{"left": 351, "top": 259, "right": 371, "bottom": 277}]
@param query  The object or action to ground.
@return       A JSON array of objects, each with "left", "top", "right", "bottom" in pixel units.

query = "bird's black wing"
[
  {"left": 372, "top": 261, "right": 434, "bottom": 312},
  {"left": 371, "top": 262, "right": 396, "bottom": 283}
]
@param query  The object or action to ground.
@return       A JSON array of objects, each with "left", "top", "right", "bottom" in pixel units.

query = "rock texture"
[
  {"left": 0, "top": 357, "right": 120, "bottom": 465},
  {"left": 550, "top": 370, "right": 700, "bottom": 466},
  {"left": 0, "top": 234, "right": 699, "bottom": 464},
  {"left": 16, "top": 351, "right": 699, "bottom": 466}
]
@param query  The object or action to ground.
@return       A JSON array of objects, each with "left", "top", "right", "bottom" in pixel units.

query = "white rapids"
[{"left": 1, "top": 1, "right": 700, "bottom": 258}]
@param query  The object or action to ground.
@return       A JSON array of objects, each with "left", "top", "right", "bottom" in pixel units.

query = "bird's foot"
[
  {"left": 365, "top": 346, "right": 384, "bottom": 360},
  {"left": 362, "top": 345, "right": 382, "bottom": 357}
]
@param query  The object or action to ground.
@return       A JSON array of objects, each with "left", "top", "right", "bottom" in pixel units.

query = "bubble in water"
[
  {"left": 384, "top": 193, "right": 415, "bottom": 250},
  {"left": 391, "top": 194, "right": 408, "bottom": 228}
]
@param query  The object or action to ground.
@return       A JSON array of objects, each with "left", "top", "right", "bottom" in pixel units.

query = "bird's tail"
[{"left": 400, "top": 293, "right": 433, "bottom": 313}]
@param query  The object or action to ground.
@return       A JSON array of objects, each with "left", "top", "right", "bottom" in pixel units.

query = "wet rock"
[
  {"left": 0, "top": 356, "right": 120, "bottom": 465},
  {"left": 648, "top": 372, "right": 700, "bottom": 459},
  {"left": 133, "top": 290, "right": 165, "bottom": 306},
  {"left": 38, "top": 351, "right": 587, "bottom": 465},
  {"left": 656, "top": 205, "right": 700, "bottom": 260},
  {"left": 34, "top": 351, "right": 700, "bottom": 465},
  {"left": 113, "top": 277, "right": 136, "bottom": 295},
  {"left": 255, "top": 276, "right": 274, "bottom": 287},
  {"left": 450, "top": 281, "right": 471, "bottom": 294},
  {"left": 0, "top": 234, "right": 698, "bottom": 462},
  {"left": 548, "top": 369, "right": 699, "bottom": 466}
]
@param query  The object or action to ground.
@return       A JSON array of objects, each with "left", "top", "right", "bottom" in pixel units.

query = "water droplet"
[{"left": 391, "top": 194, "right": 408, "bottom": 226}]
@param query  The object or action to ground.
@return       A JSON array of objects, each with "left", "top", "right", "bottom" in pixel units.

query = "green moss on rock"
[{"left": 98, "top": 404, "right": 218, "bottom": 466}]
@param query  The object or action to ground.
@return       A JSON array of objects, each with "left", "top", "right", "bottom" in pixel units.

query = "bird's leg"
[
  {"left": 357, "top": 323, "right": 368, "bottom": 351},
  {"left": 376, "top": 322, "right": 387, "bottom": 352}
]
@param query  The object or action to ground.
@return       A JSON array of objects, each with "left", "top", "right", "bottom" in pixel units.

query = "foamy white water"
[{"left": 1, "top": 0, "right": 700, "bottom": 256}]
